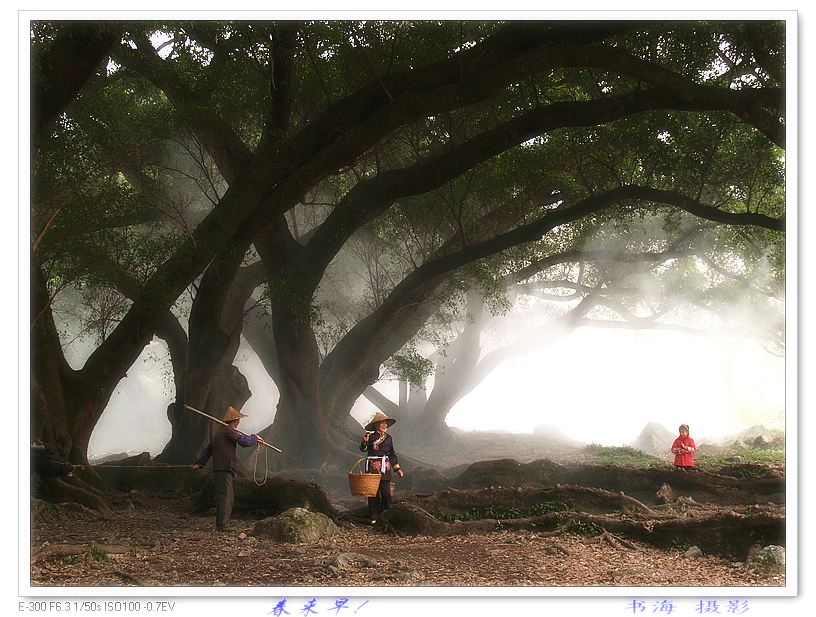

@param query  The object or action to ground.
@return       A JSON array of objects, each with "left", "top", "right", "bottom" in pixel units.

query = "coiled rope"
[{"left": 249, "top": 442, "right": 269, "bottom": 486}]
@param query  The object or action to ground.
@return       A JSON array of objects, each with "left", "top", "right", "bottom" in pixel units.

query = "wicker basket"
[{"left": 348, "top": 459, "right": 382, "bottom": 497}]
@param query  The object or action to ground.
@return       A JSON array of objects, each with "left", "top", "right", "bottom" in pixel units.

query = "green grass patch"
[
  {"left": 582, "top": 443, "right": 666, "bottom": 467},
  {"left": 89, "top": 546, "right": 109, "bottom": 562},
  {"left": 696, "top": 447, "right": 785, "bottom": 471},
  {"left": 36, "top": 501, "right": 58, "bottom": 520},
  {"left": 433, "top": 501, "right": 569, "bottom": 522}
]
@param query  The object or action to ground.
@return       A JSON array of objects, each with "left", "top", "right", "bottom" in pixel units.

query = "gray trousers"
[{"left": 214, "top": 470, "right": 235, "bottom": 530}]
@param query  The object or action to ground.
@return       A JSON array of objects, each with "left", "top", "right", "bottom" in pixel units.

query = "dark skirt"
[{"left": 367, "top": 472, "right": 392, "bottom": 521}]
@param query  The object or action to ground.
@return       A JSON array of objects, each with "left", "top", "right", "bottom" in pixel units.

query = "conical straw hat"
[
  {"left": 365, "top": 411, "right": 397, "bottom": 431},
  {"left": 222, "top": 406, "right": 248, "bottom": 422}
]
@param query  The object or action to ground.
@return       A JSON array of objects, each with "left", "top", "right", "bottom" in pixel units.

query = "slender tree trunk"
[{"left": 409, "top": 292, "right": 486, "bottom": 440}]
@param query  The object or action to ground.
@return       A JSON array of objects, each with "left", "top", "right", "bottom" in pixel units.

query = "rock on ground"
[
  {"left": 251, "top": 507, "right": 338, "bottom": 543},
  {"left": 656, "top": 483, "right": 676, "bottom": 504},
  {"left": 748, "top": 545, "right": 785, "bottom": 569}
]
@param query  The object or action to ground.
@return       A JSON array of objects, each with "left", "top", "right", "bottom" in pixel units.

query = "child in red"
[{"left": 671, "top": 424, "right": 697, "bottom": 471}]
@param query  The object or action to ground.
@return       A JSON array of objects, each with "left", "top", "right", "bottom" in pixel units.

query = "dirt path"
[{"left": 30, "top": 493, "right": 783, "bottom": 588}]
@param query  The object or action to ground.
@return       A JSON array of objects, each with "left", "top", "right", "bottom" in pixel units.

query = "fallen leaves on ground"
[{"left": 29, "top": 493, "right": 784, "bottom": 588}]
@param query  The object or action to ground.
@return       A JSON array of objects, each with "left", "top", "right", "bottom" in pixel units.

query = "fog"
[
  {"left": 84, "top": 325, "right": 784, "bottom": 460},
  {"left": 86, "top": 337, "right": 280, "bottom": 459},
  {"left": 446, "top": 328, "right": 784, "bottom": 444}
]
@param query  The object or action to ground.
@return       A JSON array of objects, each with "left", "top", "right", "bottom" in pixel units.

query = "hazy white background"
[{"left": 84, "top": 326, "right": 784, "bottom": 458}]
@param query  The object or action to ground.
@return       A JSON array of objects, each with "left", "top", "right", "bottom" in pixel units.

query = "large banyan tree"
[{"left": 30, "top": 20, "right": 785, "bottom": 469}]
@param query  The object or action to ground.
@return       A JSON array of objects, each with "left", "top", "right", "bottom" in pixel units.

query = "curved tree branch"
[
  {"left": 304, "top": 87, "right": 770, "bottom": 279},
  {"left": 320, "top": 184, "right": 783, "bottom": 420}
]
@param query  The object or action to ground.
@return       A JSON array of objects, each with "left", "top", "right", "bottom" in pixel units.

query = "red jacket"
[{"left": 671, "top": 436, "right": 696, "bottom": 467}]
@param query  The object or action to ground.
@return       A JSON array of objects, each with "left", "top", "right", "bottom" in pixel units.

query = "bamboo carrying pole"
[{"left": 184, "top": 404, "right": 282, "bottom": 453}]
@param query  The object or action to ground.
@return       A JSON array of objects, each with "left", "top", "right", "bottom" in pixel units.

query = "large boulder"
[{"left": 251, "top": 507, "right": 338, "bottom": 543}]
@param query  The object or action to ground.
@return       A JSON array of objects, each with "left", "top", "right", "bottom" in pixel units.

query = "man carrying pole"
[{"left": 191, "top": 405, "right": 266, "bottom": 532}]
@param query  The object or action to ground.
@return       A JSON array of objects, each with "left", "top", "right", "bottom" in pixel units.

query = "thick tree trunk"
[
  {"left": 251, "top": 224, "right": 338, "bottom": 468},
  {"left": 158, "top": 352, "right": 251, "bottom": 463},
  {"left": 64, "top": 376, "right": 123, "bottom": 469},
  {"left": 260, "top": 306, "right": 337, "bottom": 468},
  {"left": 157, "top": 252, "right": 265, "bottom": 463},
  {"left": 321, "top": 277, "right": 447, "bottom": 430},
  {"left": 159, "top": 326, "right": 241, "bottom": 463},
  {"left": 31, "top": 257, "right": 119, "bottom": 469},
  {"left": 31, "top": 260, "right": 73, "bottom": 457}
]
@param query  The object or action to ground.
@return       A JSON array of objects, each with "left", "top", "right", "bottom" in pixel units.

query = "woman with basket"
[{"left": 360, "top": 411, "right": 404, "bottom": 526}]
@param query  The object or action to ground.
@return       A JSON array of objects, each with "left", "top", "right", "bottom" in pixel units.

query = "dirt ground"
[{"left": 30, "top": 492, "right": 784, "bottom": 588}]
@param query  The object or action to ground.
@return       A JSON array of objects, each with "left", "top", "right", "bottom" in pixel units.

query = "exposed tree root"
[
  {"left": 32, "top": 498, "right": 103, "bottom": 520},
  {"left": 402, "top": 484, "right": 659, "bottom": 518},
  {"left": 68, "top": 473, "right": 111, "bottom": 499},
  {"left": 381, "top": 502, "right": 784, "bottom": 557},
  {"left": 592, "top": 530, "right": 641, "bottom": 551},
  {"left": 33, "top": 477, "right": 113, "bottom": 518},
  {"left": 542, "top": 542, "right": 571, "bottom": 556},
  {"left": 111, "top": 569, "right": 147, "bottom": 586},
  {"left": 193, "top": 476, "right": 338, "bottom": 519}
]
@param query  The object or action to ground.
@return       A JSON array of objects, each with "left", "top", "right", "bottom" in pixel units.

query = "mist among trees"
[{"left": 30, "top": 19, "right": 785, "bottom": 471}]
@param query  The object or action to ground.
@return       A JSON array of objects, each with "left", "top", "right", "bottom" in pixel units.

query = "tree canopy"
[{"left": 30, "top": 19, "right": 785, "bottom": 467}]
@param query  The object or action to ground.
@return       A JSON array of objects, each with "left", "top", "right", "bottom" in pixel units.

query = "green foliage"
[
  {"left": 33, "top": 31, "right": 190, "bottom": 338},
  {"left": 562, "top": 518, "right": 603, "bottom": 536},
  {"left": 433, "top": 501, "right": 569, "bottom": 522},
  {"left": 89, "top": 546, "right": 109, "bottom": 562},
  {"left": 527, "top": 501, "right": 570, "bottom": 516},
  {"left": 582, "top": 444, "right": 666, "bottom": 468},
  {"left": 670, "top": 536, "right": 692, "bottom": 552},
  {"left": 384, "top": 348, "right": 435, "bottom": 386}
]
